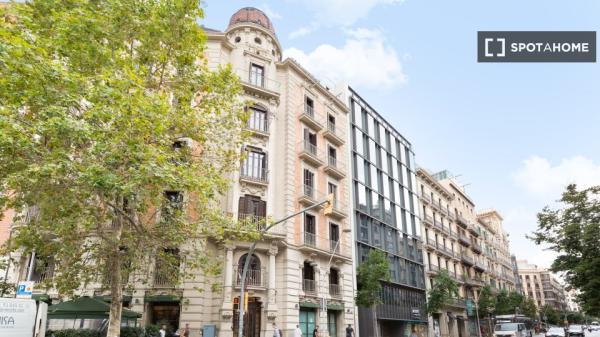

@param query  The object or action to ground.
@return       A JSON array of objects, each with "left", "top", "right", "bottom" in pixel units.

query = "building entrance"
[
  {"left": 299, "top": 309, "right": 317, "bottom": 337},
  {"left": 233, "top": 296, "right": 262, "bottom": 337}
]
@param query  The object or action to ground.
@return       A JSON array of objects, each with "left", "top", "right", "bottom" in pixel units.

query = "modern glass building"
[{"left": 346, "top": 87, "right": 428, "bottom": 337}]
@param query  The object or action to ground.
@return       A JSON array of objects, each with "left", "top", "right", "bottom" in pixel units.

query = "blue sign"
[{"left": 16, "top": 281, "right": 34, "bottom": 298}]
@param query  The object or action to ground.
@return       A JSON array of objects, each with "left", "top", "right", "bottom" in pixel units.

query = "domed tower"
[{"left": 225, "top": 7, "right": 282, "bottom": 62}]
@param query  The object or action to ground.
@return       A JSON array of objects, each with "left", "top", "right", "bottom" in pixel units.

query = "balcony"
[
  {"left": 298, "top": 184, "right": 323, "bottom": 207},
  {"left": 235, "top": 268, "right": 266, "bottom": 288},
  {"left": 464, "top": 277, "right": 485, "bottom": 287},
  {"left": 447, "top": 212, "right": 455, "bottom": 221},
  {"left": 434, "top": 219, "right": 444, "bottom": 231},
  {"left": 426, "top": 238, "right": 437, "bottom": 250},
  {"left": 323, "top": 121, "right": 345, "bottom": 146},
  {"left": 440, "top": 207, "right": 448, "bottom": 217},
  {"left": 300, "top": 232, "right": 351, "bottom": 257},
  {"left": 420, "top": 192, "right": 431, "bottom": 204},
  {"left": 458, "top": 233, "right": 471, "bottom": 246},
  {"left": 423, "top": 214, "right": 433, "bottom": 226},
  {"left": 471, "top": 241, "right": 483, "bottom": 254},
  {"left": 299, "top": 105, "right": 323, "bottom": 131},
  {"left": 461, "top": 253, "right": 474, "bottom": 266},
  {"left": 153, "top": 271, "right": 177, "bottom": 288},
  {"left": 439, "top": 245, "right": 454, "bottom": 259},
  {"left": 474, "top": 261, "right": 486, "bottom": 272},
  {"left": 235, "top": 68, "right": 280, "bottom": 99},
  {"left": 441, "top": 225, "right": 450, "bottom": 235},
  {"left": 246, "top": 114, "right": 269, "bottom": 138},
  {"left": 468, "top": 225, "right": 480, "bottom": 237},
  {"left": 449, "top": 230, "right": 458, "bottom": 240},
  {"left": 238, "top": 213, "right": 267, "bottom": 231},
  {"left": 240, "top": 166, "right": 268, "bottom": 187},
  {"left": 427, "top": 264, "right": 440, "bottom": 274},
  {"left": 448, "top": 298, "right": 467, "bottom": 309},
  {"left": 324, "top": 156, "right": 346, "bottom": 179},
  {"left": 298, "top": 140, "right": 324, "bottom": 167},
  {"left": 431, "top": 200, "right": 442, "bottom": 211},
  {"left": 457, "top": 215, "right": 468, "bottom": 229},
  {"left": 327, "top": 198, "right": 348, "bottom": 220},
  {"left": 329, "top": 283, "right": 342, "bottom": 298},
  {"left": 303, "top": 279, "right": 317, "bottom": 295}
]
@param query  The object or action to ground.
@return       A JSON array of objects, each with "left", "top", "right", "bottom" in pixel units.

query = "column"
[
  {"left": 219, "top": 245, "right": 235, "bottom": 337},
  {"left": 266, "top": 245, "right": 279, "bottom": 321}
]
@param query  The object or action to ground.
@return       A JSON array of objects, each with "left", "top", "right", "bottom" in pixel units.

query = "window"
[
  {"left": 328, "top": 146, "right": 337, "bottom": 167},
  {"left": 241, "top": 148, "right": 267, "bottom": 181},
  {"left": 305, "top": 96, "right": 314, "bottom": 116},
  {"left": 359, "top": 214, "right": 369, "bottom": 242},
  {"left": 304, "top": 214, "right": 316, "bottom": 246},
  {"left": 372, "top": 221, "right": 382, "bottom": 248},
  {"left": 303, "top": 129, "right": 317, "bottom": 154},
  {"left": 238, "top": 195, "right": 266, "bottom": 218},
  {"left": 354, "top": 128, "right": 364, "bottom": 155},
  {"left": 249, "top": 63, "right": 264, "bottom": 87},
  {"left": 328, "top": 114, "right": 336, "bottom": 133},
  {"left": 235, "top": 36, "right": 241, "bottom": 43},
  {"left": 248, "top": 105, "right": 268, "bottom": 132},
  {"left": 328, "top": 182, "right": 338, "bottom": 205},
  {"left": 162, "top": 191, "right": 183, "bottom": 220},
  {"left": 303, "top": 169, "right": 315, "bottom": 198},
  {"left": 330, "top": 223, "right": 340, "bottom": 252},
  {"left": 254, "top": 37, "right": 261, "bottom": 44}
]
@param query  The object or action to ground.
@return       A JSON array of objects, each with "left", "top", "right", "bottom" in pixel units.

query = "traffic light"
[
  {"left": 244, "top": 291, "right": 249, "bottom": 312},
  {"left": 323, "top": 193, "right": 335, "bottom": 215}
]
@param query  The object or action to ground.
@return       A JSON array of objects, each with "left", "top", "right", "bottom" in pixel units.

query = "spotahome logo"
[{"left": 478, "top": 31, "right": 596, "bottom": 62}]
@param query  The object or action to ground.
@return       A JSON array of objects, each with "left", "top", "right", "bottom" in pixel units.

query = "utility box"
[{"left": 202, "top": 324, "right": 216, "bottom": 337}]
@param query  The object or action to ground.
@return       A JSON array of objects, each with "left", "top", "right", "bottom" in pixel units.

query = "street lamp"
[{"left": 237, "top": 196, "right": 335, "bottom": 337}]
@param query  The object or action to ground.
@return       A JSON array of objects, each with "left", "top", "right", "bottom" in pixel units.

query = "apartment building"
[
  {"left": 5, "top": 7, "right": 355, "bottom": 337},
  {"left": 565, "top": 289, "right": 580, "bottom": 312},
  {"left": 476, "top": 210, "right": 515, "bottom": 293},
  {"left": 417, "top": 168, "right": 468, "bottom": 337},
  {"left": 343, "top": 87, "right": 428, "bottom": 337},
  {"left": 517, "top": 260, "right": 567, "bottom": 312}
]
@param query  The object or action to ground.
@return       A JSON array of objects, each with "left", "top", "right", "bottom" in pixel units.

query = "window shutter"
[
  {"left": 238, "top": 196, "right": 247, "bottom": 217},
  {"left": 258, "top": 200, "right": 266, "bottom": 218}
]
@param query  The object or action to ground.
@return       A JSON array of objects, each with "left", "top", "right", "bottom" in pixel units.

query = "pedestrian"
[
  {"left": 159, "top": 325, "right": 167, "bottom": 337},
  {"left": 273, "top": 322, "right": 282, "bottom": 337},
  {"left": 183, "top": 323, "right": 190, "bottom": 337},
  {"left": 410, "top": 327, "right": 418, "bottom": 337},
  {"left": 346, "top": 324, "right": 354, "bottom": 337},
  {"left": 313, "top": 325, "right": 320, "bottom": 337},
  {"left": 294, "top": 324, "right": 303, "bottom": 337}
]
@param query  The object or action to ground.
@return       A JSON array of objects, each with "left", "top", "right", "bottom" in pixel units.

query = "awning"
[
  {"left": 144, "top": 294, "right": 181, "bottom": 303},
  {"left": 94, "top": 295, "right": 133, "bottom": 303},
  {"left": 47, "top": 296, "right": 141, "bottom": 320},
  {"left": 327, "top": 303, "right": 344, "bottom": 311},
  {"left": 299, "top": 301, "right": 319, "bottom": 308},
  {"left": 32, "top": 294, "right": 51, "bottom": 303}
]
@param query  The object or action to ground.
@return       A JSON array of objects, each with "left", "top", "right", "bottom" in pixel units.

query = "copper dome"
[{"left": 228, "top": 7, "right": 275, "bottom": 35}]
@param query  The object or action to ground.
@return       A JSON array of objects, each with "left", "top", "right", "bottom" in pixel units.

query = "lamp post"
[{"left": 237, "top": 197, "right": 334, "bottom": 337}]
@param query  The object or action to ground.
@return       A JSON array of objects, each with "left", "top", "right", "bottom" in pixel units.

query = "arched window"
[
  {"left": 238, "top": 253, "right": 261, "bottom": 270},
  {"left": 237, "top": 254, "right": 262, "bottom": 286}
]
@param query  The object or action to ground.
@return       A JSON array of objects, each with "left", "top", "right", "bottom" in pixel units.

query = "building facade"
[
  {"left": 4, "top": 8, "right": 356, "bottom": 337},
  {"left": 517, "top": 260, "right": 567, "bottom": 312},
  {"left": 344, "top": 87, "right": 428, "bottom": 337}
]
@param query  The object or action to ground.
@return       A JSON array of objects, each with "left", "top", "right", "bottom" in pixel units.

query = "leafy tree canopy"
[
  {"left": 355, "top": 249, "right": 391, "bottom": 308},
  {"left": 477, "top": 285, "right": 497, "bottom": 316},
  {"left": 0, "top": 0, "right": 253, "bottom": 335},
  {"left": 426, "top": 269, "right": 459, "bottom": 314},
  {"left": 530, "top": 184, "right": 600, "bottom": 316}
]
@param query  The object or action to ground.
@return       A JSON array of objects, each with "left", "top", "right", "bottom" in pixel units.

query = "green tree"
[
  {"left": 427, "top": 269, "right": 459, "bottom": 314},
  {"left": 356, "top": 249, "right": 391, "bottom": 337},
  {"left": 521, "top": 297, "right": 538, "bottom": 319},
  {"left": 540, "top": 305, "right": 560, "bottom": 325},
  {"left": 0, "top": 1, "right": 253, "bottom": 336},
  {"left": 477, "top": 285, "right": 497, "bottom": 317},
  {"left": 530, "top": 184, "right": 600, "bottom": 316},
  {"left": 496, "top": 291, "right": 525, "bottom": 315}
]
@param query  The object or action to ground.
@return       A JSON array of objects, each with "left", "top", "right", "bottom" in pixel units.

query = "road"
[{"left": 533, "top": 329, "right": 600, "bottom": 337}]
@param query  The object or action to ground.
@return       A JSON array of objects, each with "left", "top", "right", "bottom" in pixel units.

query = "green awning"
[
  {"left": 327, "top": 303, "right": 344, "bottom": 311},
  {"left": 47, "top": 297, "right": 141, "bottom": 320},
  {"left": 144, "top": 295, "right": 181, "bottom": 303},
  {"left": 299, "top": 301, "right": 320, "bottom": 308},
  {"left": 32, "top": 294, "right": 51, "bottom": 303},
  {"left": 94, "top": 295, "right": 132, "bottom": 303}
]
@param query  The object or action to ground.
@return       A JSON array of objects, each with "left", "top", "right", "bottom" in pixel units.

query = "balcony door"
[
  {"left": 249, "top": 63, "right": 264, "bottom": 87},
  {"left": 303, "top": 169, "right": 315, "bottom": 197},
  {"left": 242, "top": 148, "right": 267, "bottom": 181},
  {"left": 238, "top": 195, "right": 266, "bottom": 228}
]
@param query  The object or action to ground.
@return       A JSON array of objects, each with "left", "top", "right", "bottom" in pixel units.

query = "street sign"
[
  {"left": 15, "top": 281, "right": 34, "bottom": 299},
  {"left": 411, "top": 308, "right": 421, "bottom": 319}
]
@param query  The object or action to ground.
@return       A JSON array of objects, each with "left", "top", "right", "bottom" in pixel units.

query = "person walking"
[
  {"left": 273, "top": 322, "right": 282, "bottom": 337},
  {"left": 294, "top": 325, "right": 303, "bottom": 337},
  {"left": 159, "top": 325, "right": 167, "bottom": 337},
  {"left": 183, "top": 323, "right": 190, "bottom": 337},
  {"left": 345, "top": 324, "right": 354, "bottom": 337},
  {"left": 313, "top": 325, "right": 320, "bottom": 337}
]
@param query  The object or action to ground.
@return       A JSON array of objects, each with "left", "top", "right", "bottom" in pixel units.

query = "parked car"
[
  {"left": 568, "top": 325, "right": 585, "bottom": 337},
  {"left": 546, "top": 327, "right": 566, "bottom": 337},
  {"left": 495, "top": 323, "right": 532, "bottom": 337}
]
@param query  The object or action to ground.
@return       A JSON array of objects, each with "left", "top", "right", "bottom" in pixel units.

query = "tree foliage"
[
  {"left": 0, "top": 1, "right": 253, "bottom": 335},
  {"left": 355, "top": 249, "right": 391, "bottom": 307},
  {"left": 521, "top": 297, "right": 538, "bottom": 319},
  {"left": 540, "top": 304, "right": 560, "bottom": 325},
  {"left": 530, "top": 184, "right": 600, "bottom": 316},
  {"left": 477, "top": 285, "right": 497, "bottom": 316},
  {"left": 427, "top": 269, "right": 459, "bottom": 314}
]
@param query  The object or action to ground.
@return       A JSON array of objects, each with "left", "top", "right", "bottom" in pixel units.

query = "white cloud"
[
  {"left": 283, "top": 28, "right": 407, "bottom": 89},
  {"left": 298, "top": 0, "right": 404, "bottom": 27},
  {"left": 513, "top": 155, "right": 600, "bottom": 198},
  {"left": 259, "top": 3, "right": 282, "bottom": 20},
  {"left": 289, "top": 22, "right": 319, "bottom": 40}
]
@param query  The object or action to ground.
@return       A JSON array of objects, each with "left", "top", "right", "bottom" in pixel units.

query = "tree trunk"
[
  {"left": 372, "top": 305, "right": 379, "bottom": 337},
  {"left": 107, "top": 204, "right": 124, "bottom": 337}
]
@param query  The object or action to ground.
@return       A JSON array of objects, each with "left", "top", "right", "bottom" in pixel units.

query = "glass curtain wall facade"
[{"left": 348, "top": 87, "right": 427, "bottom": 337}]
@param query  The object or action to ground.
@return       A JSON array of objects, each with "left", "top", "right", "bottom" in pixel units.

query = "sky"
[{"left": 201, "top": 0, "right": 600, "bottom": 269}]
